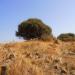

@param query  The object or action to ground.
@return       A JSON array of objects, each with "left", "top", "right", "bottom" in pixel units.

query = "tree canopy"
[
  {"left": 16, "top": 18, "right": 52, "bottom": 40},
  {"left": 57, "top": 33, "right": 75, "bottom": 42}
]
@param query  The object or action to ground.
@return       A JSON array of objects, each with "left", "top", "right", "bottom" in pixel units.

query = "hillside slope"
[{"left": 0, "top": 40, "right": 75, "bottom": 75}]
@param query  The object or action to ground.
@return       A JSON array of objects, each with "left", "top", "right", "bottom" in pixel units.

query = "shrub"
[
  {"left": 57, "top": 33, "right": 75, "bottom": 42},
  {"left": 16, "top": 18, "right": 52, "bottom": 40}
]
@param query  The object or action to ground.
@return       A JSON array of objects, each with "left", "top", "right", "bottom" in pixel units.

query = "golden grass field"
[{"left": 0, "top": 40, "right": 75, "bottom": 75}]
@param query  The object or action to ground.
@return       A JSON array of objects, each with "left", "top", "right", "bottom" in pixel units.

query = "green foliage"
[
  {"left": 16, "top": 18, "right": 52, "bottom": 40},
  {"left": 57, "top": 33, "right": 75, "bottom": 42}
]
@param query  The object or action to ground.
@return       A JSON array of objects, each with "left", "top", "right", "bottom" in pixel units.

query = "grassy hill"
[{"left": 0, "top": 40, "right": 75, "bottom": 75}]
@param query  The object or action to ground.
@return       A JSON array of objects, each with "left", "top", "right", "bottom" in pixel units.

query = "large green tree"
[{"left": 16, "top": 18, "right": 52, "bottom": 40}]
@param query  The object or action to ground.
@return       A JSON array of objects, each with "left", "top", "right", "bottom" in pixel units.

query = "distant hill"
[{"left": 0, "top": 40, "right": 75, "bottom": 75}]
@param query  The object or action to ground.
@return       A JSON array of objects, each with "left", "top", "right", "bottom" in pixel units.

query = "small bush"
[
  {"left": 57, "top": 33, "right": 75, "bottom": 42},
  {"left": 16, "top": 18, "right": 52, "bottom": 40}
]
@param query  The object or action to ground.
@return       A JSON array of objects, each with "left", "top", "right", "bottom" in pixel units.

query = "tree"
[
  {"left": 57, "top": 33, "right": 75, "bottom": 42},
  {"left": 16, "top": 18, "right": 52, "bottom": 40}
]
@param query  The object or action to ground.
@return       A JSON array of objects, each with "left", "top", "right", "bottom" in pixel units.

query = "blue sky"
[{"left": 0, "top": 0, "right": 75, "bottom": 42}]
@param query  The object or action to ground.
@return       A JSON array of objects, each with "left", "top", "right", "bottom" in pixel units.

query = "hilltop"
[{"left": 0, "top": 40, "right": 75, "bottom": 75}]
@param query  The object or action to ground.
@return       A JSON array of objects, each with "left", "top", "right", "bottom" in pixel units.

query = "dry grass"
[{"left": 0, "top": 40, "right": 75, "bottom": 75}]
